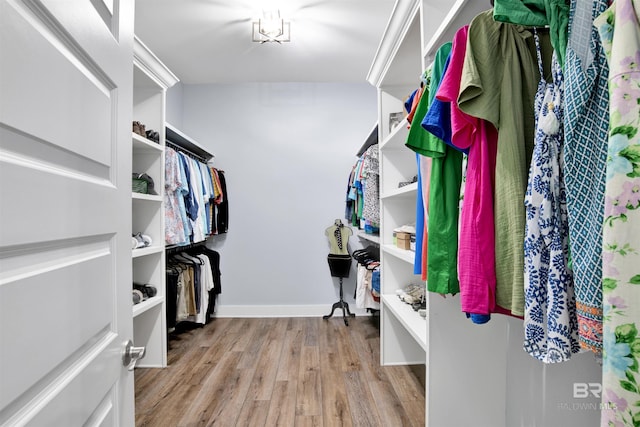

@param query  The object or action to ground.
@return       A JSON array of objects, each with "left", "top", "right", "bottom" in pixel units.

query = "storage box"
[{"left": 396, "top": 232, "right": 412, "bottom": 250}]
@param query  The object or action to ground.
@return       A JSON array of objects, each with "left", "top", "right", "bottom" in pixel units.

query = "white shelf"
[
  {"left": 132, "top": 132, "right": 162, "bottom": 153},
  {"left": 133, "top": 295, "right": 164, "bottom": 317},
  {"left": 132, "top": 192, "right": 162, "bottom": 202},
  {"left": 166, "top": 122, "right": 213, "bottom": 161},
  {"left": 356, "top": 122, "right": 379, "bottom": 157},
  {"left": 381, "top": 294, "right": 426, "bottom": 350},
  {"left": 381, "top": 182, "right": 418, "bottom": 199},
  {"left": 380, "top": 119, "right": 409, "bottom": 150},
  {"left": 422, "top": 0, "right": 488, "bottom": 65},
  {"left": 356, "top": 229, "right": 381, "bottom": 244},
  {"left": 382, "top": 244, "right": 415, "bottom": 264},
  {"left": 132, "top": 245, "right": 163, "bottom": 258}
]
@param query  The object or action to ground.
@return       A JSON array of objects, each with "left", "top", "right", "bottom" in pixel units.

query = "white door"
[{"left": 0, "top": 0, "right": 135, "bottom": 425}]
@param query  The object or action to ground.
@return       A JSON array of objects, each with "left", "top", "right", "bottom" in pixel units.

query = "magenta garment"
[{"left": 436, "top": 26, "right": 499, "bottom": 315}]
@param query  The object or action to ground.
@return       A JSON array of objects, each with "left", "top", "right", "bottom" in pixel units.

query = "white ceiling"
[{"left": 134, "top": 0, "right": 396, "bottom": 84}]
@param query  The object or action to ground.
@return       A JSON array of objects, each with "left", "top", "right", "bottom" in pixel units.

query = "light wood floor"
[{"left": 135, "top": 316, "right": 425, "bottom": 427}]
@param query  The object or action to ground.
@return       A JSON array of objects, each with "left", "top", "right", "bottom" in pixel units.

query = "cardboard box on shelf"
[{"left": 396, "top": 232, "right": 412, "bottom": 250}]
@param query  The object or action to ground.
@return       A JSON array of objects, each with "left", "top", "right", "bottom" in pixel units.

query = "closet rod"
[
  {"left": 166, "top": 140, "right": 207, "bottom": 163},
  {"left": 165, "top": 240, "right": 207, "bottom": 254}
]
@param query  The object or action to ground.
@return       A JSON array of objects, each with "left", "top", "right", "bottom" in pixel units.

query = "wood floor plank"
[
  {"left": 295, "top": 371, "right": 322, "bottom": 416},
  {"left": 299, "top": 343, "right": 320, "bottom": 373},
  {"left": 303, "top": 317, "right": 318, "bottom": 346},
  {"left": 135, "top": 383, "right": 201, "bottom": 427},
  {"left": 343, "top": 371, "right": 383, "bottom": 427},
  {"left": 245, "top": 339, "right": 284, "bottom": 400},
  {"left": 368, "top": 380, "right": 415, "bottom": 427},
  {"left": 318, "top": 317, "right": 339, "bottom": 355},
  {"left": 294, "top": 415, "right": 322, "bottom": 427},
  {"left": 179, "top": 350, "right": 245, "bottom": 426},
  {"left": 135, "top": 345, "right": 210, "bottom": 414},
  {"left": 385, "top": 365, "right": 425, "bottom": 402},
  {"left": 347, "top": 318, "right": 387, "bottom": 382},
  {"left": 296, "top": 345, "right": 321, "bottom": 416},
  {"left": 202, "top": 367, "right": 256, "bottom": 426},
  {"left": 275, "top": 329, "right": 304, "bottom": 382},
  {"left": 335, "top": 322, "right": 362, "bottom": 372},
  {"left": 237, "top": 319, "right": 270, "bottom": 369},
  {"left": 231, "top": 318, "right": 264, "bottom": 352},
  {"left": 400, "top": 395, "right": 427, "bottom": 427},
  {"left": 320, "top": 366, "right": 353, "bottom": 427},
  {"left": 264, "top": 380, "right": 297, "bottom": 427},
  {"left": 235, "top": 399, "right": 270, "bottom": 427},
  {"left": 244, "top": 317, "right": 289, "bottom": 401}
]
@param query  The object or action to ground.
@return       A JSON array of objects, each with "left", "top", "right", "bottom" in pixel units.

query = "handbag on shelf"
[{"left": 132, "top": 173, "right": 157, "bottom": 195}]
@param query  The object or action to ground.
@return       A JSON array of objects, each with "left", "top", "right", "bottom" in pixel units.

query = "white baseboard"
[{"left": 212, "top": 304, "right": 373, "bottom": 318}]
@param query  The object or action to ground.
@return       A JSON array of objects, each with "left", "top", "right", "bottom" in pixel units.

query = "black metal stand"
[{"left": 323, "top": 277, "right": 355, "bottom": 325}]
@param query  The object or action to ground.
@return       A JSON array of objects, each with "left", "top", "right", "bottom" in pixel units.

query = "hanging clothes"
[
  {"left": 436, "top": 25, "right": 500, "bottom": 323},
  {"left": 344, "top": 165, "right": 357, "bottom": 224},
  {"left": 199, "top": 162, "right": 213, "bottom": 236},
  {"left": 188, "top": 156, "right": 207, "bottom": 242},
  {"left": 523, "top": 34, "right": 580, "bottom": 363},
  {"left": 361, "top": 144, "right": 380, "bottom": 232},
  {"left": 165, "top": 145, "right": 226, "bottom": 245},
  {"left": 178, "top": 151, "right": 198, "bottom": 223},
  {"left": 596, "top": 0, "right": 640, "bottom": 424},
  {"left": 404, "top": 69, "right": 430, "bottom": 278},
  {"left": 166, "top": 246, "right": 222, "bottom": 327},
  {"left": 563, "top": 0, "right": 610, "bottom": 355},
  {"left": 353, "top": 247, "right": 381, "bottom": 311},
  {"left": 165, "top": 147, "right": 186, "bottom": 245},
  {"left": 419, "top": 42, "right": 464, "bottom": 297},
  {"left": 344, "top": 147, "right": 380, "bottom": 234},
  {"left": 457, "top": 9, "right": 541, "bottom": 317},
  {"left": 406, "top": 42, "right": 462, "bottom": 296}
]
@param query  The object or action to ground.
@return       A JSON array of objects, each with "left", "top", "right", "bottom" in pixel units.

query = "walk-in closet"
[{"left": 1, "top": 0, "right": 638, "bottom": 426}]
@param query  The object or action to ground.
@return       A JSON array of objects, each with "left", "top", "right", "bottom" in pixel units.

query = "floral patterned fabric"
[
  {"left": 595, "top": 1, "right": 640, "bottom": 425},
  {"left": 523, "top": 35, "right": 580, "bottom": 363},
  {"left": 165, "top": 147, "right": 186, "bottom": 245},
  {"left": 361, "top": 144, "right": 380, "bottom": 228}
]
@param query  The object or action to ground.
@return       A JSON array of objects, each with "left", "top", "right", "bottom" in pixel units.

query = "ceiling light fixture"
[{"left": 252, "top": 9, "right": 290, "bottom": 43}]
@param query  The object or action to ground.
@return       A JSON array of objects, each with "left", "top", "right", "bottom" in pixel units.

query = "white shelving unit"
[
  {"left": 131, "top": 36, "right": 178, "bottom": 368},
  {"left": 368, "top": 0, "right": 425, "bottom": 369},
  {"left": 369, "top": 2, "right": 602, "bottom": 426}
]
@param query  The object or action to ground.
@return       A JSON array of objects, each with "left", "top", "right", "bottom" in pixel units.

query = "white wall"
[{"left": 180, "top": 82, "right": 376, "bottom": 314}]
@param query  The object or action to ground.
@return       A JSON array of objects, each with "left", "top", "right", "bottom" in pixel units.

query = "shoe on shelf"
[
  {"left": 145, "top": 129, "right": 160, "bottom": 143},
  {"left": 134, "top": 283, "right": 157, "bottom": 299},
  {"left": 132, "top": 289, "right": 144, "bottom": 305},
  {"left": 132, "top": 121, "right": 146, "bottom": 137},
  {"left": 132, "top": 232, "right": 153, "bottom": 249},
  {"left": 398, "top": 175, "right": 418, "bottom": 188}
]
